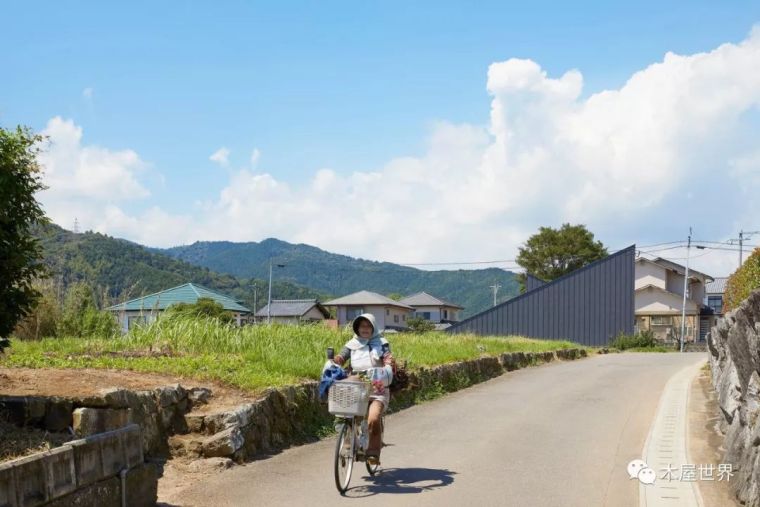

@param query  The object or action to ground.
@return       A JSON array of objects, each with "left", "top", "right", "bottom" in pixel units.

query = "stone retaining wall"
[
  {"left": 707, "top": 290, "right": 760, "bottom": 506},
  {"left": 171, "top": 348, "right": 588, "bottom": 462},
  {"left": 0, "top": 424, "right": 157, "bottom": 507},
  {"left": 0, "top": 385, "right": 206, "bottom": 458}
]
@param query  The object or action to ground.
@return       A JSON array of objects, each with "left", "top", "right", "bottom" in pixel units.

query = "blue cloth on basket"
[{"left": 319, "top": 365, "right": 347, "bottom": 400}]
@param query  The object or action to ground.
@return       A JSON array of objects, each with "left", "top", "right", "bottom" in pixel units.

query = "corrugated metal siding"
[
  {"left": 526, "top": 274, "right": 546, "bottom": 292},
  {"left": 447, "top": 246, "right": 635, "bottom": 346}
]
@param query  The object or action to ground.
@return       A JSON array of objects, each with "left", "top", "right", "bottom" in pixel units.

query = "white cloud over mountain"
[{"left": 36, "top": 28, "right": 760, "bottom": 276}]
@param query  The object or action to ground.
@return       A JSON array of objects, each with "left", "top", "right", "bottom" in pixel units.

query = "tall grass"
[{"left": 4, "top": 315, "right": 581, "bottom": 393}]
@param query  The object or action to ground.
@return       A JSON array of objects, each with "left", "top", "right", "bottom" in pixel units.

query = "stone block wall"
[
  {"left": 0, "top": 424, "right": 157, "bottom": 507},
  {"left": 708, "top": 290, "right": 760, "bottom": 506}
]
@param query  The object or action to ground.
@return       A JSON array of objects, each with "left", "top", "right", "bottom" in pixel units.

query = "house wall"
[
  {"left": 635, "top": 314, "right": 699, "bottom": 341},
  {"left": 412, "top": 306, "right": 460, "bottom": 322},
  {"left": 303, "top": 307, "right": 327, "bottom": 321},
  {"left": 335, "top": 305, "right": 410, "bottom": 330},
  {"left": 635, "top": 288, "right": 699, "bottom": 315},
  {"left": 635, "top": 262, "right": 667, "bottom": 290}
]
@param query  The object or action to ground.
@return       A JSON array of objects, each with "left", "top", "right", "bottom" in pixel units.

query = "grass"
[
  {"left": 2, "top": 315, "right": 581, "bottom": 393},
  {"left": 0, "top": 420, "right": 74, "bottom": 462}
]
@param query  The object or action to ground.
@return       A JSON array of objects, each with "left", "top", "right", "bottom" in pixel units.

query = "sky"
[{"left": 3, "top": 1, "right": 760, "bottom": 277}]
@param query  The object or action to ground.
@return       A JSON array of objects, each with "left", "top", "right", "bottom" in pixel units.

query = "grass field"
[{"left": 3, "top": 316, "right": 582, "bottom": 393}]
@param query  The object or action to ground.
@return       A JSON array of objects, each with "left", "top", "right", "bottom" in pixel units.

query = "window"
[
  {"left": 386, "top": 309, "right": 390, "bottom": 316},
  {"left": 394, "top": 315, "right": 399, "bottom": 323},
  {"left": 651, "top": 316, "right": 673, "bottom": 326},
  {"left": 127, "top": 315, "right": 147, "bottom": 329},
  {"left": 708, "top": 296, "right": 723, "bottom": 314},
  {"left": 346, "top": 307, "right": 364, "bottom": 320},
  {"left": 422, "top": 312, "right": 431, "bottom": 320},
  {"left": 443, "top": 310, "right": 448, "bottom": 319},
  {"left": 402, "top": 314, "right": 406, "bottom": 321}
]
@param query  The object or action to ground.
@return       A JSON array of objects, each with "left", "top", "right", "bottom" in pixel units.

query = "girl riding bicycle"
[{"left": 330, "top": 313, "right": 394, "bottom": 466}]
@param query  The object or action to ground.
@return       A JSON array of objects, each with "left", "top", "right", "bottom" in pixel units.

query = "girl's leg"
[{"left": 366, "top": 400, "right": 384, "bottom": 458}]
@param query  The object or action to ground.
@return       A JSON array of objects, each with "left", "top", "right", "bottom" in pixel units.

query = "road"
[{"left": 163, "top": 352, "right": 707, "bottom": 507}]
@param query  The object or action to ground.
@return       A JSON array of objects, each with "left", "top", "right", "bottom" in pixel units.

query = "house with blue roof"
[{"left": 106, "top": 283, "right": 252, "bottom": 332}]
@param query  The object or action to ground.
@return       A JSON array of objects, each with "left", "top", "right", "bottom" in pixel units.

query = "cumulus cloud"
[
  {"left": 34, "top": 29, "right": 760, "bottom": 277},
  {"left": 209, "top": 147, "right": 230, "bottom": 167}
]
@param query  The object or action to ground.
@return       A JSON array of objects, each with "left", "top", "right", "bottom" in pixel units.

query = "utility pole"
[
  {"left": 267, "top": 260, "right": 285, "bottom": 324},
  {"left": 738, "top": 230, "right": 760, "bottom": 268},
  {"left": 73, "top": 218, "right": 80, "bottom": 234},
  {"left": 679, "top": 227, "right": 692, "bottom": 353},
  {"left": 490, "top": 283, "right": 501, "bottom": 307}
]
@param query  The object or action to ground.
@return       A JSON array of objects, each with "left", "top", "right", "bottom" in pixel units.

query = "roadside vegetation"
[
  {"left": 609, "top": 329, "right": 673, "bottom": 352},
  {"left": 4, "top": 312, "right": 581, "bottom": 393},
  {"left": 725, "top": 247, "right": 760, "bottom": 312}
]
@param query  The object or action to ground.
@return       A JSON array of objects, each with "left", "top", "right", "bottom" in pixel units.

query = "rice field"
[{"left": 3, "top": 316, "right": 582, "bottom": 393}]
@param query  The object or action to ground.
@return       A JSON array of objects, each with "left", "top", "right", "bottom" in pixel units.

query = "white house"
[
  {"left": 399, "top": 292, "right": 463, "bottom": 329},
  {"left": 254, "top": 299, "right": 330, "bottom": 324},
  {"left": 634, "top": 257, "right": 713, "bottom": 342},
  {"left": 323, "top": 290, "right": 414, "bottom": 330}
]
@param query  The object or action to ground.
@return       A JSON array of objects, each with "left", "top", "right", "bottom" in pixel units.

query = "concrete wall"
[
  {"left": 635, "top": 260, "right": 667, "bottom": 290},
  {"left": 336, "top": 305, "right": 411, "bottom": 330},
  {"left": 707, "top": 290, "right": 760, "bottom": 507},
  {"left": 0, "top": 425, "right": 157, "bottom": 507}
]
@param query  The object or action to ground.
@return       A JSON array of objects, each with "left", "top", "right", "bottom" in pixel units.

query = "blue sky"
[{"left": 3, "top": 2, "right": 760, "bottom": 275}]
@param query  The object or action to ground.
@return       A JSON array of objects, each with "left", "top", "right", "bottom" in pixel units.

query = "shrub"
[
  {"left": 725, "top": 247, "right": 760, "bottom": 312},
  {"left": 610, "top": 329, "right": 659, "bottom": 350},
  {"left": 406, "top": 316, "right": 435, "bottom": 333}
]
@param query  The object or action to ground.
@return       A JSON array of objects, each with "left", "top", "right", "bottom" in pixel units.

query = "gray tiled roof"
[
  {"left": 399, "top": 291, "right": 464, "bottom": 309},
  {"left": 323, "top": 290, "right": 414, "bottom": 309},
  {"left": 706, "top": 277, "right": 729, "bottom": 295},
  {"left": 254, "top": 299, "right": 329, "bottom": 318}
]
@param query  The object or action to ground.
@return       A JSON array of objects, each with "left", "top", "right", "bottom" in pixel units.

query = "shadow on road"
[{"left": 345, "top": 467, "right": 457, "bottom": 497}]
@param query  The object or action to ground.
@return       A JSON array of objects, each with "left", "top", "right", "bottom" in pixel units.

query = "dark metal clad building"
[{"left": 446, "top": 246, "right": 636, "bottom": 346}]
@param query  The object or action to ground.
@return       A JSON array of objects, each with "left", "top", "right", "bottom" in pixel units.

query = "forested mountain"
[
  {"left": 160, "top": 239, "right": 519, "bottom": 317},
  {"left": 34, "top": 224, "right": 324, "bottom": 311}
]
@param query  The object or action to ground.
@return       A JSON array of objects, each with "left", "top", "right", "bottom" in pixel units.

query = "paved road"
[{"left": 164, "top": 353, "right": 706, "bottom": 507}]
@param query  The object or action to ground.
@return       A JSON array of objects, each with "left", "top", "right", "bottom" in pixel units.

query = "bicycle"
[{"left": 326, "top": 355, "right": 385, "bottom": 493}]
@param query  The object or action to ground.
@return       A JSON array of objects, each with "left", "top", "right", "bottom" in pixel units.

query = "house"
[
  {"left": 107, "top": 283, "right": 252, "bottom": 332},
  {"left": 254, "top": 299, "right": 331, "bottom": 324},
  {"left": 323, "top": 290, "right": 414, "bottom": 330},
  {"left": 448, "top": 246, "right": 636, "bottom": 346},
  {"left": 634, "top": 257, "right": 714, "bottom": 342},
  {"left": 399, "top": 292, "right": 463, "bottom": 329},
  {"left": 703, "top": 277, "right": 728, "bottom": 337}
]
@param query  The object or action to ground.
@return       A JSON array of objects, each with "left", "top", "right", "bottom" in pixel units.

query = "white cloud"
[
  {"left": 35, "top": 29, "right": 760, "bottom": 278},
  {"left": 209, "top": 147, "right": 230, "bottom": 167},
  {"left": 36, "top": 117, "right": 151, "bottom": 232},
  {"left": 82, "top": 87, "right": 93, "bottom": 100},
  {"left": 250, "top": 148, "right": 261, "bottom": 167}
]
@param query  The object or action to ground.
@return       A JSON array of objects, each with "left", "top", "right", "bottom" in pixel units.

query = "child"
[{"left": 332, "top": 313, "right": 394, "bottom": 465}]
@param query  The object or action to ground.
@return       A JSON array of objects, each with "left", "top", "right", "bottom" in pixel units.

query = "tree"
[
  {"left": 58, "top": 282, "right": 117, "bottom": 338},
  {"left": 0, "top": 126, "right": 48, "bottom": 351},
  {"left": 166, "top": 298, "right": 234, "bottom": 324},
  {"left": 516, "top": 224, "right": 608, "bottom": 291},
  {"left": 724, "top": 247, "right": 760, "bottom": 312},
  {"left": 406, "top": 316, "right": 436, "bottom": 333},
  {"left": 13, "top": 279, "right": 62, "bottom": 340}
]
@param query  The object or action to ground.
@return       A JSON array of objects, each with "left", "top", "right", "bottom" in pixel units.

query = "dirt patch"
[
  {"left": 0, "top": 419, "right": 75, "bottom": 462},
  {"left": 0, "top": 367, "right": 259, "bottom": 414},
  {"left": 689, "top": 366, "right": 738, "bottom": 506}
]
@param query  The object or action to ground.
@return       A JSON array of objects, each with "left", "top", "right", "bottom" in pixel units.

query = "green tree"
[
  {"left": 724, "top": 247, "right": 760, "bottom": 312},
  {"left": 13, "top": 279, "right": 62, "bottom": 340},
  {"left": 516, "top": 224, "right": 608, "bottom": 291},
  {"left": 407, "top": 316, "right": 436, "bottom": 333},
  {"left": 0, "top": 126, "right": 48, "bottom": 352},
  {"left": 58, "top": 282, "right": 117, "bottom": 338},
  {"left": 386, "top": 293, "right": 403, "bottom": 301},
  {"left": 166, "top": 297, "right": 234, "bottom": 324}
]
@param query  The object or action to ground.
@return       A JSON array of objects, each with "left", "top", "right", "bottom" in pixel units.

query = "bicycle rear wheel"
[{"left": 334, "top": 421, "right": 354, "bottom": 493}]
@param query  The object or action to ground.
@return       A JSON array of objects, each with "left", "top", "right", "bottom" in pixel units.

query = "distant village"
[{"left": 107, "top": 253, "right": 727, "bottom": 347}]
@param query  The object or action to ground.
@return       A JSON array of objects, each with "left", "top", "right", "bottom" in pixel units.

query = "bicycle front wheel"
[{"left": 334, "top": 421, "right": 354, "bottom": 493}]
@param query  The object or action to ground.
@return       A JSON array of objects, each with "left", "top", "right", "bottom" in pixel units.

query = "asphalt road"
[{"left": 164, "top": 352, "right": 706, "bottom": 507}]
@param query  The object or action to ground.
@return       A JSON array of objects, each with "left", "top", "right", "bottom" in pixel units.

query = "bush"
[
  {"left": 725, "top": 247, "right": 760, "bottom": 312},
  {"left": 610, "top": 329, "right": 659, "bottom": 350},
  {"left": 57, "top": 282, "right": 117, "bottom": 338},
  {"left": 406, "top": 316, "right": 435, "bottom": 333}
]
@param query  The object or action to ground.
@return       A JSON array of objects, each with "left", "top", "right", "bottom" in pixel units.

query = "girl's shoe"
[{"left": 366, "top": 454, "right": 380, "bottom": 466}]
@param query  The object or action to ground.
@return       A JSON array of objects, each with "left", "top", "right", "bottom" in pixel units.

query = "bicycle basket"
[{"left": 328, "top": 380, "right": 370, "bottom": 417}]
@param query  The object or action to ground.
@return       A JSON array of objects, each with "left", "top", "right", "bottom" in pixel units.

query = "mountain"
[
  {"left": 159, "top": 239, "right": 519, "bottom": 317},
  {"left": 34, "top": 224, "right": 324, "bottom": 311}
]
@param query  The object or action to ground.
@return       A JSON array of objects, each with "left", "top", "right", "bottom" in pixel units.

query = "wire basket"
[{"left": 328, "top": 380, "right": 370, "bottom": 417}]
